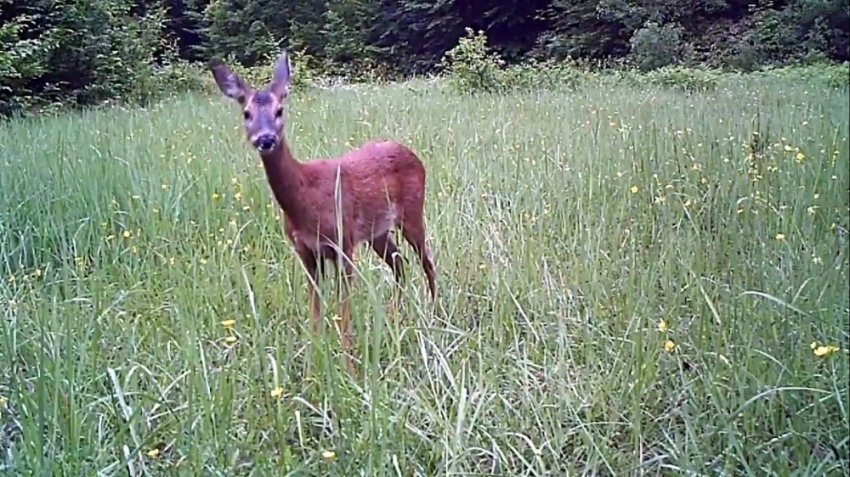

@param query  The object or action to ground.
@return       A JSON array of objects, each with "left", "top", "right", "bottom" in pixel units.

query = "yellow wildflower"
[
  {"left": 322, "top": 450, "right": 336, "bottom": 460},
  {"left": 813, "top": 343, "right": 840, "bottom": 357},
  {"left": 225, "top": 336, "right": 238, "bottom": 344},
  {"left": 630, "top": 185, "right": 639, "bottom": 194},
  {"left": 123, "top": 230, "right": 132, "bottom": 239},
  {"left": 664, "top": 340, "right": 676, "bottom": 352},
  {"left": 775, "top": 233, "right": 786, "bottom": 241},
  {"left": 146, "top": 448, "right": 160, "bottom": 458},
  {"left": 270, "top": 387, "right": 284, "bottom": 399},
  {"left": 221, "top": 319, "right": 236, "bottom": 328},
  {"left": 658, "top": 319, "right": 669, "bottom": 332}
]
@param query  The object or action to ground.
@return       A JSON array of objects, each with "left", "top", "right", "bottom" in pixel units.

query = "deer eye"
[
  {"left": 243, "top": 110, "right": 251, "bottom": 121},
  {"left": 275, "top": 107, "right": 283, "bottom": 118}
]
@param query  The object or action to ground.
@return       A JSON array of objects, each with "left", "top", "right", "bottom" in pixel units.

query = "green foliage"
[
  {"left": 439, "top": 28, "right": 505, "bottom": 93},
  {"left": 0, "top": 0, "right": 202, "bottom": 116},
  {"left": 1, "top": 0, "right": 849, "bottom": 115},
  {"left": 753, "top": 61, "right": 850, "bottom": 88},
  {"left": 441, "top": 30, "right": 591, "bottom": 93},
  {"left": 199, "top": 0, "right": 283, "bottom": 65},
  {"left": 0, "top": 15, "right": 57, "bottom": 114},
  {"left": 720, "top": 0, "right": 850, "bottom": 71},
  {"left": 625, "top": 65, "right": 723, "bottom": 92},
  {"left": 628, "top": 21, "right": 684, "bottom": 71},
  {"left": 501, "top": 59, "right": 591, "bottom": 90}
]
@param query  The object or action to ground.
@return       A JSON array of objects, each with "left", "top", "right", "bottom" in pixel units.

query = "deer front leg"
[
  {"left": 295, "top": 244, "right": 321, "bottom": 331},
  {"left": 336, "top": 246, "right": 356, "bottom": 374}
]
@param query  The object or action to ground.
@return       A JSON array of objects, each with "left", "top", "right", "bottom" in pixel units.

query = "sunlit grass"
[{"left": 0, "top": 76, "right": 848, "bottom": 475}]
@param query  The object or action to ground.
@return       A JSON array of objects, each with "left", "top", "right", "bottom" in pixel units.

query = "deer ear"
[
  {"left": 269, "top": 51, "right": 291, "bottom": 100},
  {"left": 210, "top": 58, "right": 249, "bottom": 105}
]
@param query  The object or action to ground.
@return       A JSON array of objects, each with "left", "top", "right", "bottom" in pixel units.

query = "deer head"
[{"left": 210, "top": 52, "right": 292, "bottom": 155}]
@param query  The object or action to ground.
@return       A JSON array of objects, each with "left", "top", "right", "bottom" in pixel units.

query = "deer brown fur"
[{"left": 210, "top": 51, "right": 437, "bottom": 373}]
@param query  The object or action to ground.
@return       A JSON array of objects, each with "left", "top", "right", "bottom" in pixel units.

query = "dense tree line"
[{"left": 1, "top": 0, "right": 848, "bottom": 114}]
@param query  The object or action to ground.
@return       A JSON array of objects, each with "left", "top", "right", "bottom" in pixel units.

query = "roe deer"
[{"left": 210, "top": 51, "right": 437, "bottom": 373}]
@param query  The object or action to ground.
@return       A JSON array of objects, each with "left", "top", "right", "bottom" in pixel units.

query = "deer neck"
[{"left": 259, "top": 138, "right": 308, "bottom": 221}]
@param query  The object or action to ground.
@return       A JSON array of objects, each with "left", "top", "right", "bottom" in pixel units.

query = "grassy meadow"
[{"left": 0, "top": 74, "right": 848, "bottom": 475}]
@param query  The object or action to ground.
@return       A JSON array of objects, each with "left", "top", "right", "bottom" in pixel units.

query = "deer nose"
[{"left": 254, "top": 134, "right": 277, "bottom": 152}]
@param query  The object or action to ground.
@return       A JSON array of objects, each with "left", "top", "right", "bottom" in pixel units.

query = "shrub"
[
  {"left": 628, "top": 21, "right": 684, "bottom": 71},
  {"left": 441, "top": 29, "right": 592, "bottom": 94},
  {"left": 754, "top": 62, "right": 850, "bottom": 89},
  {"left": 642, "top": 65, "right": 722, "bottom": 92},
  {"left": 601, "top": 65, "right": 722, "bottom": 92},
  {"left": 501, "top": 59, "right": 591, "bottom": 90},
  {"left": 439, "top": 28, "right": 505, "bottom": 93}
]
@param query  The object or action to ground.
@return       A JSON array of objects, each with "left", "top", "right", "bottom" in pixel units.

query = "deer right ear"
[
  {"left": 210, "top": 59, "right": 249, "bottom": 105},
  {"left": 269, "top": 51, "right": 291, "bottom": 100}
]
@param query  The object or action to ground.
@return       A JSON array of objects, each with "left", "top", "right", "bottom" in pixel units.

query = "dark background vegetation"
[{"left": 1, "top": 0, "right": 849, "bottom": 114}]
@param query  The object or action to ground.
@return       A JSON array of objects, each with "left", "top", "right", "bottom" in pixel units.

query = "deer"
[{"left": 209, "top": 50, "right": 438, "bottom": 373}]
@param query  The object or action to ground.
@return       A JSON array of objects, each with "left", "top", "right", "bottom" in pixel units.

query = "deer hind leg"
[
  {"left": 400, "top": 216, "right": 437, "bottom": 303},
  {"left": 370, "top": 232, "right": 406, "bottom": 316}
]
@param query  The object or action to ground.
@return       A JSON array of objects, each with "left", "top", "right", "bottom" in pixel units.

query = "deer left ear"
[
  {"left": 210, "top": 58, "right": 250, "bottom": 105},
  {"left": 269, "top": 51, "right": 291, "bottom": 100}
]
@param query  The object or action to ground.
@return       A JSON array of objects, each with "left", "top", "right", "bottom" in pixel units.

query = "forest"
[{"left": 1, "top": 0, "right": 849, "bottom": 114}]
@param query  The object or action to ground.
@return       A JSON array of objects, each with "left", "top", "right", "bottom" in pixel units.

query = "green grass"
[{"left": 0, "top": 74, "right": 848, "bottom": 476}]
